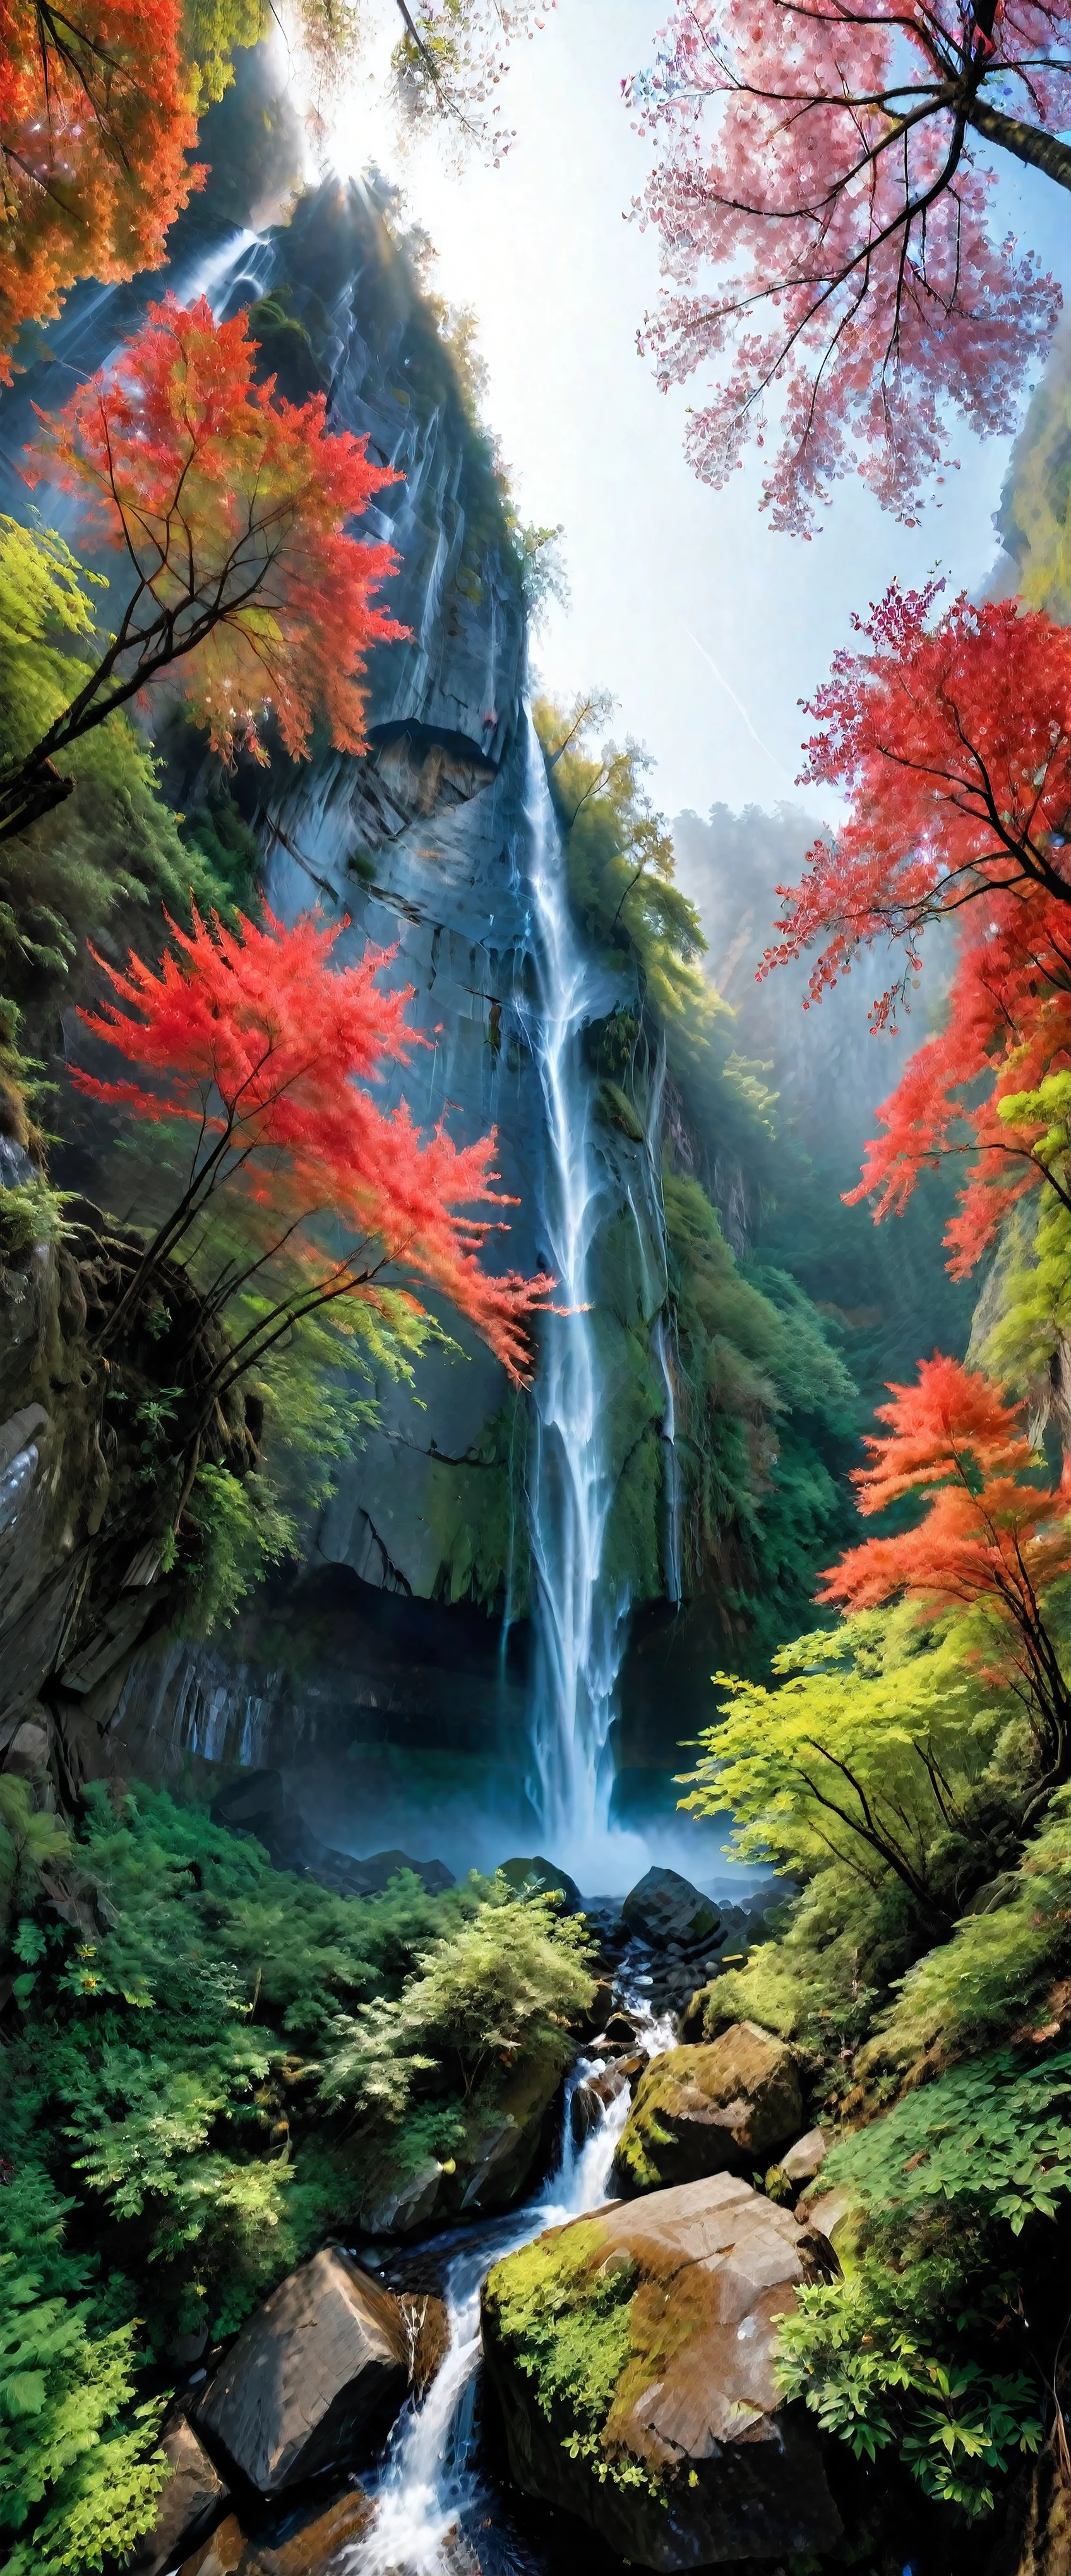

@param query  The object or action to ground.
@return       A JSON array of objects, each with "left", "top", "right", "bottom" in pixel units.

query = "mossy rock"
[
  {"left": 614, "top": 2024, "right": 803, "bottom": 2195},
  {"left": 481, "top": 2171, "right": 842, "bottom": 2569}
]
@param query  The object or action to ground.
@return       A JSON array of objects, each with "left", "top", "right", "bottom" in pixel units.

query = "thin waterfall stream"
[{"left": 343, "top": 2008, "right": 673, "bottom": 2576}]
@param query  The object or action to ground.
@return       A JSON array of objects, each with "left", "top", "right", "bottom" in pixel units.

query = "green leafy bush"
[
  {"left": 321, "top": 1881, "right": 595, "bottom": 2117},
  {"left": 776, "top": 2262, "right": 1043, "bottom": 2515},
  {"left": 0, "top": 1785, "right": 595, "bottom": 2570},
  {"left": 0, "top": 2167, "right": 167, "bottom": 2576}
]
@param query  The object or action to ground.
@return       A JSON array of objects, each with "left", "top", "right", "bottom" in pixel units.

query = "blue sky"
[{"left": 326, "top": 0, "right": 1071, "bottom": 823}]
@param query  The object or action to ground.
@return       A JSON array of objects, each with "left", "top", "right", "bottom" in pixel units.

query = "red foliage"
[
  {"left": 28, "top": 294, "right": 407, "bottom": 767},
  {"left": 767, "top": 585, "right": 1071, "bottom": 1024},
  {"left": 73, "top": 906, "right": 551, "bottom": 1382},
  {"left": 819, "top": 1356, "right": 1071, "bottom": 1763},
  {"left": 762, "top": 582, "right": 1071, "bottom": 1273},
  {"left": 0, "top": 0, "right": 202, "bottom": 381},
  {"left": 625, "top": 1, "right": 1063, "bottom": 531}
]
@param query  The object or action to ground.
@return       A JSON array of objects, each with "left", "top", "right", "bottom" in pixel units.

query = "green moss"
[
  {"left": 424, "top": 1400, "right": 530, "bottom": 1614},
  {"left": 486, "top": 2222, "right": 658, "bottom": 2492}
]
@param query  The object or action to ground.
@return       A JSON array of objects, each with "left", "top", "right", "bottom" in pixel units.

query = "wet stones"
[
  {"left": 614, "top": 2024, "right": 803, "bottom": 2194},
  {"left": 133, "top": 2417, "right": 229, "bottom": 2574},
  {"left": 481, "top": 2171, "right": 842, "bottom": 2570},
  {"left": 194, "top": 2249, "right": 410, "bottom": 2495},
  {"left": 621, "top": 1866, "right": 721, "bottom": 1953}
]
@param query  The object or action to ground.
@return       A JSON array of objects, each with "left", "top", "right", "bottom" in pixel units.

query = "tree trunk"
[
  {"left": 966, "top": 97, "right": 1071, "bottom": 193},
  {"left": 0, "top": 760, "right": 74, "bottom": 845}
]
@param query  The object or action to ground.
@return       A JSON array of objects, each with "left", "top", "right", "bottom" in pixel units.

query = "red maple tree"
[
  {"left": 820, "top": 1353, "right": 1071, "bottom": 1803},
  {"left": 769, "top": 583, "right": 1071, "bottom": 1024},
  {"left": 1, "top": 294, "right": 406, "bottom": 841},
  {"left": 0, "top": 0, "right": 203, "bottom": 382},
  {"left": 763, "top": 583, "right": 1071, "bottom": 1270},
  {"left": 625, "top": 0, "right": 1070, "bottom": 532},
  {"left": 74, "top": 904, "right": 551, "bottom": 1390}
]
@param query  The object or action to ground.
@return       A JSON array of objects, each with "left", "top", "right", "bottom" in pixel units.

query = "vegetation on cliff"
[
  {"left": 678, "top": 1351, "right": 1071, "bottom": 2522},
  {"left": 535, "top": 691, "right": 863, "bottom": 1653}
]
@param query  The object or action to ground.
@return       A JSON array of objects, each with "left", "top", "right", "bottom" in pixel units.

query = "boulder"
[
  {"left": 357, "top": 2154, "right": 447, "bottom": 2238},
  {"left": 195, "top": 2249, "right": 409, "bottom": 2495},
  {"left": 180, "top": 2492, "right": 373, "bottom": 2576},
  {"left": 499, "top": 1854, "right": 583, "bottom": 1913},
  {"left": 622, "top": 1868, "right": 721, "bottom": 1953},
  {"left": 615, "top": 2024, "right": 803, "bottom": 2193},
  {"left": 482, "top": 2171, "right": 842, "bottom": 2569},
  {"left": 456, "top": 2046, "right": 565, "bottom": 2212},
  {"left": 779, "top": 2127, "right": 827, "bottom": 2188},
  {"left": 134, "top": 2418, "right": 228, "bottom": 2573},
  {"left": 357, "top": 2045, "right": 564, "bottom": 2234}
]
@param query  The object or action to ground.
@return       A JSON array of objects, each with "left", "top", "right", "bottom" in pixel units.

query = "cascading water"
[
  {"left": 520, "top": 721, "right": 631, "bottom": 1876},
  {"left": 343, "top": 2024, "right": 665, "bottom": 2576}
]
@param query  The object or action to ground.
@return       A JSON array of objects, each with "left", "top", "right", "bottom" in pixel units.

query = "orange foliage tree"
[
  {"left": 820, "top": 1353, "right": 1071, "bottom": 1810},
  {"left": 75, "top": 903, "right": 551, "bottom": 1423},
  {"left": 0, "top": 0, "right": 202, "bottom": 381},
  {"left": 0, "top": 293, "right": 406, "bottom": 841}
]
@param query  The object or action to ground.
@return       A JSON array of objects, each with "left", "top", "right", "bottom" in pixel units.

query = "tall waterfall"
[{"left": 520, "top": 722, "right": 635, "bottom": 1880}]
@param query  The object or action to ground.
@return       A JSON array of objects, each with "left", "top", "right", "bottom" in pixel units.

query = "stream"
[{"left": 343, "top": 2008, "right": 673, "bottom": 2576}]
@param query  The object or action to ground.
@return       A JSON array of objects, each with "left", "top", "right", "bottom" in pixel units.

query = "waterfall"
[
  {"left": 342, "top": 2018, "right": 668, "bottom": 2576},
  {"left": 520, "top": 720, "right": 631, "bottom": 1878},
  {"left": 652, "top": 1314, "right": 683, "bottom": 1608}
]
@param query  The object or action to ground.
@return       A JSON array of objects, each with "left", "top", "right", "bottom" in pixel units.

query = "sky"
[{"left": 320, "top": 1, "right": 1071, "bottom": 825}]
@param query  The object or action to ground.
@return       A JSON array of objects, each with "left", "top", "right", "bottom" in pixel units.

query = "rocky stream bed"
[{"left": 131, "top": 1860, "right": 847, "bottom": 2576}]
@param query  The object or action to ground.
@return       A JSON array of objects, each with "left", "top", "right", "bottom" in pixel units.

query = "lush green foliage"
[
  {"left": 0, "top": 515, "right": 229, "bottom": 987},
  {"left": 776, "top": 2261, "right": 1043, "bottom": 2515},
  {"left": 0, "top": 1783, "right": 592, "bottom": 2571},
  {"left": 664, "top": 1174, "right": 858, "bottom": 1647},
  {"left": 484, "top": 2222, "right": 658, "bottom": 2498},
  {"left": 683, "top": 1613, "right": 1014, "bottom": 1935},
  {"left": 321, "top": 1886, "right": 594, "bottom": 2116},
  {"left": 826, "top": 2048, "right": 1071, "bottom": 2234},
  {"left": 0, "top": 2168, "right": 168, "bottom": 2576}
]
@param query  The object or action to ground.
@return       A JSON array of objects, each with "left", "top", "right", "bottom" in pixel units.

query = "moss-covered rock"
[
  {"left": 481, "top": 2171, "right": 842, "bottom": 2569},
  {"left": 614, "top": 2024, "right": 803, "bottom": 2195}
]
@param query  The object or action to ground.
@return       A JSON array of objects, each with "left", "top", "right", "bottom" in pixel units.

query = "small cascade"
[
  {"left": 521, "top": 719, "right": 628, "bottom": 1872},
  {"left": 344, "top": 2054, "right": 640, "bottom": 2576}
]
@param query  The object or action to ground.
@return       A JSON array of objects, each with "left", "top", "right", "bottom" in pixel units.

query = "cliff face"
[{"left": 0, "top": 173, "right": 671, "bottom": 1850}]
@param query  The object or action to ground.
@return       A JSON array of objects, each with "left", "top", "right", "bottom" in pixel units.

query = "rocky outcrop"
[
  {"left": 356, "top": 2042, "right": 565, "bottom": 2235},
  {"left": 779, "top": 2128, "right": 828, "bottom": 2188},
  {"left": 571, "top": 2054, "right": 645, "bottom": 2145},
  {"left": 615, "top": 2025, "right": 803, "bottom": 2194},
  {"left": 500, "top": 1854, "right": 583, "bottom": 1911},
  {"left": 180, "top": 2491, "right": 373, "bottom": 2576},
  {"left": 622, "top": 1867, "right": 721, "bottom": 1953},
  {"left": 134, "top": 2418, "right": 229, "bottom": 2574},
  {"left": 209, "top": 1767, "right": 454, "bottom": 1898},
  {"left": 195, "top": 2250, "right": 409, "bottom": 2494},
  {"left": 482, "top": 2171, "right": 842, "bottom": 2569}
]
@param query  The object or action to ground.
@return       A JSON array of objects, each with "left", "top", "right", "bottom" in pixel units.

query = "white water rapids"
[{"left": 342, "top": 2010, "right": 673, "bottom": 2576}]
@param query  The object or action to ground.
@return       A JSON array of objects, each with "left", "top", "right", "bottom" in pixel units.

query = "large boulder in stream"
[
  {"left": 482, "top": 2171, "right": 842, "bottom": 2568},
  {"left": 195, "top": 2249, "right": 409, "bottom": 2495},
  {"left": 622, "top": 1867, "right": 721, "bottom": 1953},
  {"left": 615, "top": 2025, "right": 803, "bottom": 2193},
  {"left": 356, "top": 2045, "right": 566, "bottom": 2235}
]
